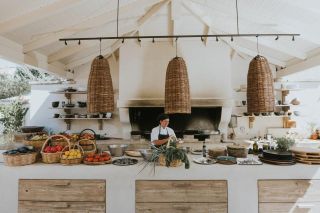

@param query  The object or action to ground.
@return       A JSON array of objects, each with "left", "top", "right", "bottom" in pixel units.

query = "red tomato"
[
  {"left": 50, "top": 147, "right": 57, "bottom": 153},
  {"left": 56, "top": 145, "right": 63, "bottom": 152},
  {"left": 44, "top": 146, "right": 51, "bottom": 153}
]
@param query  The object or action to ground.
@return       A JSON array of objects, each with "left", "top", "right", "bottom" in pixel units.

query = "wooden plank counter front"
[
  {"left": 18, "top": 179, "right": 106, "bottom": 213},
  {"left": 136, "top": 180, "right": 228, "bottom": 213},
  {"left": 258, "top": 179, "right": 320, "bottom": 213}
]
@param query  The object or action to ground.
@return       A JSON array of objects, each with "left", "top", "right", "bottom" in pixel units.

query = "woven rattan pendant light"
[
  {"left": 247, "top": 55, "right": 275, "bottom": 113},
  {"left": 87, "top": 54, "right": 114, "bottom": 113},
  {"left": 165, "top": 55, "right": 191, "bottom": 114}
]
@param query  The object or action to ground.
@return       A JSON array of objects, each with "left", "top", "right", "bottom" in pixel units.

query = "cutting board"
[
  {"left": 294, "top": 153, "right": 320, "bottom": 159},
  {"left": 295, "top": 158, "right": 320, "bottom": 165},
  {"left": 290, "top": 147, "right": 320, "bottom": 156},
  {"left": 291, "top": 147, "right": 320, "bottom": 164}
]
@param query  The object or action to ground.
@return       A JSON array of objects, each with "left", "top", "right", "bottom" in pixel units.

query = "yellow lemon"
[
  {"left": 65, "top": 151, "right": 70, "bottom": 156},
  {"left": 76, "top": 154, "right": 81, "bottom": 158}
]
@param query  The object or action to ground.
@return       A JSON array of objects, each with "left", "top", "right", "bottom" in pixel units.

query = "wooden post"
[{"left": 249, "top": 116, "right": 255, "bottom": 129}]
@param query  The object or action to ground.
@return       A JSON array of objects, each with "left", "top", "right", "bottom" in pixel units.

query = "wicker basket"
[
  {"left": 247, "top": 55, "right": 275, "bottom": 113},
  {"left": 51, "top": 134, "right": 77, "bottom": 147},
  {"left": 165, "top": 57, "right": 191, "bottom": 114},
  {"left": 3, "top": 152, "right": 37, "bottom": 166},
  {"left": 158, "top": 154, "right": 182, "bottom": 167},
  {"left": 60, "top": 143, "right": 84, "bottom": 165},
  {"left": 22, "top": 139, "right": 46, "bottom": 151},
  {"left": 208, "top": 147, "right": 227, "bottom": 159},
  {"left": 41, "top": 135, "right": 68, "bottom": 164},
  {"left": 78, "top": 139, "right": 97, "bottom": 156},
  {"left": 227, "top": 144, "right": 247, "bottom": 158},
  {"left": 87, "top": 56, "right": 114, "bottom": 113}
]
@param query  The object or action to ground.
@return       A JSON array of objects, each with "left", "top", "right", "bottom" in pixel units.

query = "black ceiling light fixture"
[{"left": 59, "top": 0, "right": 299, "bottom": 44}]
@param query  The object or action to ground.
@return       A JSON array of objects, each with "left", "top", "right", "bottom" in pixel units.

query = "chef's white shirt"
[{"left": 150, "top": 126, "right": 176, "bottom": 143}]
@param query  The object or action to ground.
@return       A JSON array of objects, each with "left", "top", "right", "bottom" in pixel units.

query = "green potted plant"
[
  {"left": 275, "top": 137, "right": 295, "bottom": 152},
  {"left": 144, "top": 136, "right": 190, "bottom": 170}
]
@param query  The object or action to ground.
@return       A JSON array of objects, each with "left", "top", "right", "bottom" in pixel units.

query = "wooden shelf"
[
  {"left": 275, "top": 88, "right": 302, "bottom": 91},
  {"left": 52, "top": 117, "right": 111, "bottom": 130},
  {"left": 50, "top": 91, "right": 87, "bottom": 94},
  {"left": 50, "top": 91, "right": 86, "bottom": 99},
  {"left": 236, "top": 115, "right": 288, "bottom": 118},
  {"left": 54, "top": 118, "right": 111, "bottom": 120},
  {"left": 50, "top": 107, "right": 86, "bottom": 109}
]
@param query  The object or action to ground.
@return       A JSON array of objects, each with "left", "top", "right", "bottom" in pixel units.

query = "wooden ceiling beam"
[
  {"left": 0, "top": 35, "right": 65, "bottom": 76},
  {"left": 48, "top": 23, "right": 136, "bottom": 63},
  {"left": 66, "top": 0, "right": 171, "bottom": 69},
  {"left": 0, "top": 0, "right": 82, "bottom": 34},
  {"left": 168, "top": 1, "right": 175, "bottom": 46},
  {"left": 277, "top": 53, "right": 320, "bottom": 78},
  {"left": 137, "top": 0, "right": 171, "bottom": 26},
  {"left": 225, "top": 40, "right": 286, "bottom": 67},
  {"left": 237, "top": 37, "right": 307, "bottom": 60},
  {"left": 23, "top": 0, "right": 162, "bottom": 53}
]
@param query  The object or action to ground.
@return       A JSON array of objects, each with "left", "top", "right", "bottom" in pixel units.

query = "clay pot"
[{"left": 290, "top": 98, "right": 300, "bottom": 105}]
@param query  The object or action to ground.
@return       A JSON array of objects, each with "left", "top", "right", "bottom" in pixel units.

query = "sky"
[
  {"left": 0, "top": 58, "right": 19, "bottom": 68},
  {"left": 0, "top": 58, "right": 19, "bottom": 75}
]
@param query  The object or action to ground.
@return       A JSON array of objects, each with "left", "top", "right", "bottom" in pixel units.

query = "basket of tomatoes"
[
  {"left": 41, "top": 135, "right": 67, "bottom": 164},
  {"left": 83, "top": 152, "right": 112, "bottom": 165}
]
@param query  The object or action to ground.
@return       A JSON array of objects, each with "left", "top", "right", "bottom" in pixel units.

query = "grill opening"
[{"left": 129, "top": 107, "right": 221, "bottom": 140}]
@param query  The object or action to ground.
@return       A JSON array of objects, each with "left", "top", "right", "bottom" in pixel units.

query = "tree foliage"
[
  {"left": 0, "top": 73, "right": 30, "bottom": 100},
  {"left": 0, "top": 101, "right": 28, "bottom": 133}
]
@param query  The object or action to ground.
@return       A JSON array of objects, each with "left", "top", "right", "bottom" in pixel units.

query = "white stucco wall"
[{"left": 119, "top": 40, "right": 232, "bottom": 100}]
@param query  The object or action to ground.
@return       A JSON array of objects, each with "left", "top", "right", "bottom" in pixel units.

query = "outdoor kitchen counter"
[{"left": 1, "top": 159, "right": 320, "bottom": 213}]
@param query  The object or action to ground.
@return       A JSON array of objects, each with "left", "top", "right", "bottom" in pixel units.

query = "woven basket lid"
[
  {"left": 247, "top": 55, "right": 275, "bottom": 113},
  {"left": 165, "top": 57, "right": 191, "bottom": 114},
  {"left": 87, "top": 55, "right": 114, "bottom": 113}
]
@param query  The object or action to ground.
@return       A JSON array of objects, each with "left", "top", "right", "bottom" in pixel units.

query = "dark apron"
[{"left": 155, "top": 126, "right": 169, "bottom": 148}]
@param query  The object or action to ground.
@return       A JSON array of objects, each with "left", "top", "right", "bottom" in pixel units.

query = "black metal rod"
[
  {"left": 59, "top": 33, "right": 300, "bottom": 41},
  {"left": 116, "top": 0, "right": 119, "bottom": 37},
  {"left": 236, "top": 0, "right": 239, "bottom": 34}
]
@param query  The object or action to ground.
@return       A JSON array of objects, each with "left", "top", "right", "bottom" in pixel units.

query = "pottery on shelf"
[
  {"left": 293, "top": 111, "right": 301, "bottom": 116},
  {"left": 52, "top": 101, "right": 59, "bottom": 108},
  {"left": 290, "top": 98, "right": 301, "bottom": 105}
]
